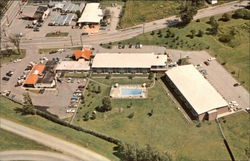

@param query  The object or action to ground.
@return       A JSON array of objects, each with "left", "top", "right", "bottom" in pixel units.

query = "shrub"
[
  {"left": 128, "top": 75, "right": 134, "bottom": 79},
  {"left": 150, "top": 31, "right": 155, "bottom": 35},
  {"left": 105, "top": 74, "right": 111, "bottom": 79},
  {"left": 196, "top": 19, "right": 200, "bottom": 22},
  {"left": 127, "top": 112, "right": 134, "bottom": 119},
  {"left": 219, "top": 34, "right": 232, "bottom": 43},
  {"left": 196, "top": 122, "right": 202, "bottom": 128},
  {"left": 221, "top": 13, "right": 231, "bottom": 22},
  {"left": 233, "top": 9, "right": 250, "bottom": 20},
  {"left": 197, "top": 30, "right": 204, "bottom": 37}
]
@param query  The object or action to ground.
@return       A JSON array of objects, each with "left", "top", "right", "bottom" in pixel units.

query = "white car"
[
  {"left": 208, "top": 57, "right": 216, "bottom": 61},
  {"left": 66, "top": 109, "right": 76, "bottom": 113}
]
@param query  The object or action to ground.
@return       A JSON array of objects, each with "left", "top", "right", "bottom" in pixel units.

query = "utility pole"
[
  {"left": 80, "top": 35, "right": 83, "bottom": 46},
  {"left": 70, "top": 35, "right": 73, "bottom": 46}
]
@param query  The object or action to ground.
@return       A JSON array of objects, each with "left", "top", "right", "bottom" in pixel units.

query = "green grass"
[
  {"left": 91, "top": 73, "right": 149, "bottom": 78},
  {"left": 45, "top": 32, "right": 69, "bottom": 37},
  {"left": 0, "top": 49, "right": 26, "bottom": 64},
  {"left": 73, "top": 78, "right": 250, "bottom": 160},
  {"left": 0, "top": 129, "right": 53, "bottom": 151},
  {"left": 119, "top": 0, "right": 181, "bottom": 28},
  {"left": 63, "top": 73, "right": 88, "bottom": 78},
  {"left": 115, "top": 13, "right": 250, "bottom": 91},
  {"left": 0, "top": 97, "right": 118, "bottom": 161},
  {"left": 100, "top": 0, "right": 124, "bottom": 7},
  {"left": 220, "top": 112, "right": 250, "bottom": 160}
]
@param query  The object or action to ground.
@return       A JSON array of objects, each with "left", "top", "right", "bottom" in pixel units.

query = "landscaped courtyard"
[{"left": 73, "top": 77, "right": 249, "bottom": 160}]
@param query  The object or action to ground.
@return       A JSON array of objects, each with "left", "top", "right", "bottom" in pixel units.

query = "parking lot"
[
  {"left": 30, "top": 78, "right": 86, "bottom": 118},
  {"left": 166, "top": 49, "right": 250, "bottom": 113},
  {"left": 0, "top": 47, "right": 87, "bottom": 118}
]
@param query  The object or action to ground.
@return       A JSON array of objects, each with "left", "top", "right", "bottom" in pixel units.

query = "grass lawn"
[
  {"left": 114, "top": 13, "right": 250, "bottom": 91},
  {"left": 73, "top": 77, "right": 249, "bottom": 160},
  {"left": 0, "top": 97, "right": 118, "bottom": 161},
  {"left": 0, "top": 49, "right": 26, "bottom": 64},
  {"left": 63, "top": 73, "right": 88, "bottom": 78},
  {"left": 220, "top": 112, "right": 250, "bottom": 160},
  {"left": 119, "top": 0, "right": 181, "bottom": 28},
  {"left": 0, "top": 129, "right": 53, "bottom": 151},
  {"left": 45, "top": 32, "right": 69, "bottom": 37}
]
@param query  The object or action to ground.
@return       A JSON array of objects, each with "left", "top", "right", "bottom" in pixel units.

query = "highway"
[
  {"left": 0, "top": 150, "right": 79, "bottom": 161},
  {"left": 1, "top": 0, "right": 248, "bottom": 49},
  {"left": 0, "top": 118, "right": 110, "bottom": 161}
]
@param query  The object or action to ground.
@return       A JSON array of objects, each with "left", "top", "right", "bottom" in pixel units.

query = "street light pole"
[
  {"left": 80, "top": 35, "right": 83, "bottom": 47},
  {"left": 70, "top": 35, "right": 73, "bottom": 46}
]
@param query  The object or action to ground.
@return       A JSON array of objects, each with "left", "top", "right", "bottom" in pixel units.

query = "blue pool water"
[{"left": 120, "top": 88, "right": 142, "bottom": 96}]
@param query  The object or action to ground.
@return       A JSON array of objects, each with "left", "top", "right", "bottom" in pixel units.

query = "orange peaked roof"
[
  {"left": 74, "top": 48, "right": 92, "bottom": 60},
  {"left": 24, "top": 64, "right": 45, "bottom": 85}
]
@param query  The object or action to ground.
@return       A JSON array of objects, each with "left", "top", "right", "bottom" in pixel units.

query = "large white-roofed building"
[
  {"left": 77, "top": 3, "right": 103, "bottom": 24},
  {"left": 92, "top": 53, "right": 168, "bottom": 73},
  {"left": 165, "top": 64, "right": 228, "bottom": 121},
  {"left": 55, "top": 59, "right": 90, "bottom": 73}
]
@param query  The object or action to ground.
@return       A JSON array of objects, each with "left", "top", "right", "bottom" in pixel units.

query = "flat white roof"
[
  {"left": 166, "top": 64, "right": 228, "bottom": 114},
  {"left": 55, "top": 59, "right": 90, "bottom": 71},
  {"left": 92, "top": 53, "right": 167, "bottom": 68},
  {"left": 78, "top": 3, "right": 103, "bottom": 23}
]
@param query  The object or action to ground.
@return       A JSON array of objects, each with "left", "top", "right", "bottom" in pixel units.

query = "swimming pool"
[{"left": 120, "top": 88, "right": 142, "bottom": 97}]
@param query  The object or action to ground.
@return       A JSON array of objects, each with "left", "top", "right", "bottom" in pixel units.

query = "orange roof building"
[
  {"left": 24, "top": 64, "right": 45, "bottom": 86},
  {"left": 74, "top": 48, "right": 92, "bottom": 60}
]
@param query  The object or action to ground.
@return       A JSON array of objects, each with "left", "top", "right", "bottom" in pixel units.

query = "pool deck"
[{"left": 110, "top": 84, "right": 148, "bottom": 99}]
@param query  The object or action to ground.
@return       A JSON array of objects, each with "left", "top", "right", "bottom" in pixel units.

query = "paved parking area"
[
  {"left": 166, "top": 49, "right": 250, "bottom": 111},
  {"left": 96, "top": 45, "right": 166, "bottom": 54},
  {"left": 30, "top": 79, "right": 86, "bottom": 119},
  {"left": 0, "top": 48, "right": 85, "bottom": 119}
]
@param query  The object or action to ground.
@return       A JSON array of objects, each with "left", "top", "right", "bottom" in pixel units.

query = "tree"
[
  {"left": 102, "top": 97, "right": 112, "bottom": 111},
  {"left": 208, "top": 16, "right": 216, "bottom": 25},
  {"left": 97, "top": 86, "right": 101, "bottom": 94},
  {"left": 208, "top": 17, "right": 219, "bottom": 35},
  {"left": 75, "top": 10, "right": 81, "bottom": 19},
  {"left": 190, "top": 29, "right": 196, "bottom": 38},
  {"left": 178, "top": 1, "right": 198, "bottom": 25},
  {"left": 197, "top": 30, "right": 204, "bottom": 37},
  {"left": 22, "top": 92, "right": 35, "bottom": 114},
  {"left": 221, "top": 13, "right": 230, "bottom": 21},
  {"left": 9, "top": 34, "right": 21, "bottom": 54},
  {"left": 83, "top": 112, "right": 90, "bottom": 121}
]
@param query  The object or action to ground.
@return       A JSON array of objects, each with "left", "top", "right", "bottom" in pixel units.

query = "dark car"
[
  {"left": 33, "top": 27, "right": 39, "bottom": 32},
  {"left": 78, "top": 85, "right": 85, "bottom": 89},
  {"left": 204, "top": 61, "right": 209, "bottom": 66},
  {"left": 233, "top": 83, "right": 240, "bottom": 87},
  {"left": 128, "top": 44, "right": 133, "bottom": 48},
  {"left": 2, "top": 77, "right": 10, "bottom": 81},
  {"left": 6, "top": 71, "right": 14, "bottom": 77},
  {"left": 81, "top": 32, "right": 88, "bottom": 35}
]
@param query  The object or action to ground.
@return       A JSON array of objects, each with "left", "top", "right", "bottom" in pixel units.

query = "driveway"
[
  {"left": 0, "top": 118, "right": 110, "bottom": 161},
  {"left": 166, "top": 49, "right": 250, "bottom": 111},
  {"left": 0, "top": 150, "right": 78, "bottom": 161}
]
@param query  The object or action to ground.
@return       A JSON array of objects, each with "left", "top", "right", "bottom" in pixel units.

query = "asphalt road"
[
  {"left": 1, "top": 1, "right": 248, "bottom": 49},
  {"left": 0, "top": 150, "right": 78, "bottom": 161},
  {"left": 0, "top": 118, "right": 110, "bottom": 161}
]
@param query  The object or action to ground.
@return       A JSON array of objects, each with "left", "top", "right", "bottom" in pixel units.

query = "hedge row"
[{"left": 35, "top": 109, "right": 121, "bottom": 145}]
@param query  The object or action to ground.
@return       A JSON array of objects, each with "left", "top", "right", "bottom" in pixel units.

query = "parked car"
[
  {"left": 2, "top": 77, "right": 10, "bottom": 81},
  {"left": 233, "top": 83, "right": 241, "bottom": 87},
  {"left": 128, "top": 44, "right": 133, "bottom": 48},
  {"left": 204, "top": 61, "right": 209, "bottom": 66},
  {"left": 33, "top": 27, "right": 39, "bottom": 32},
  {"left": 208, "top": 57, "right": 216, "bottom": 61},
  {"left": 78, "top": 85, "right": 85, "bottom": 89},
  {"left": 81, "top": 32, "right": 88, "bottom": 35},
  {"left": 66, "top": 109, "right": 76, "bottom": 113},
  {"left": 6, "top": 71, "right": 14, "bottom": 77},
  {"left": 25, "top": 24, "right": 33, "bottom": 29}
]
